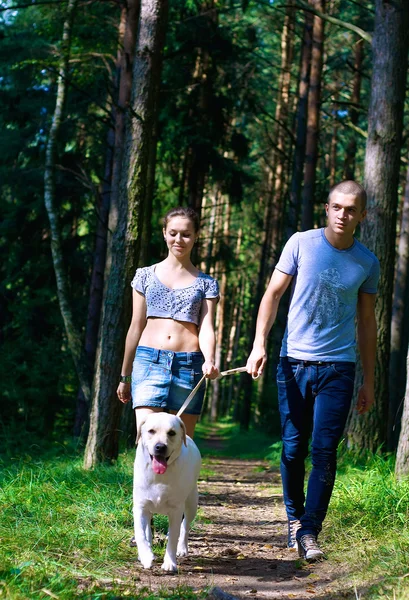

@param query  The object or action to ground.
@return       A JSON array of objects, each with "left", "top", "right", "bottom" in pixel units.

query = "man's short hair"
[{"left": 328, "top": 180, "right": 367, "bottom": 211}]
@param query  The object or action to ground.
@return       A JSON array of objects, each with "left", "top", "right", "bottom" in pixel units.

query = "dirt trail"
[{"left": 134, "top": 436, "right": 353, "bottom": 599}]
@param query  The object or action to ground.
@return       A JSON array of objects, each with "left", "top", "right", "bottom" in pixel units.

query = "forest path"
[{"left": 133, "top": 431, "right": 353, "bottom": 599}]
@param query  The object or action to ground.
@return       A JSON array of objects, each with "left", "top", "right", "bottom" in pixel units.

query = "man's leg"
[
  {"left": 277, "top": 359, "right": 313, "bottom": 521},
  {"left": 300, "top": 363, "right": 355, "bottom": 538}
]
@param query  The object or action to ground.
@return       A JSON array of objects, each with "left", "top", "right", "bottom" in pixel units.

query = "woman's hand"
[
  {"left": 117, "top": 382, "right": 131, "bottom": 404},
  {"left": 202, "top": 361, "right": 219, "bottom": 380}
]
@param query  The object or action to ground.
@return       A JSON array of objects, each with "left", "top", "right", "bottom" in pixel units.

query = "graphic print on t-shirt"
[{"left": 306, "top": 268, "right": 347, "bottom": 329}]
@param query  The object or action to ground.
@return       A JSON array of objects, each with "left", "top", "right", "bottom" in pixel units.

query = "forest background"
[{"left": 1, "top": 0, "right": 409, "bottom": 473}]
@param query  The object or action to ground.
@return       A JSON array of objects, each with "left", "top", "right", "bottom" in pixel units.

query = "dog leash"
[{"left": 176, "top": 366, "right": 259, "bottom": 418}]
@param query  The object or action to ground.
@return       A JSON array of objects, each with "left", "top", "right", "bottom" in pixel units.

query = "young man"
[{"left": 247, "top": 180, "right": 379, "bottom": 561}]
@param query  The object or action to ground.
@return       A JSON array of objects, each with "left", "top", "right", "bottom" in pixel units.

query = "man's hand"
[
  {"left": 246, "top": 345, "right": 267, "bottom": 379},
  {"left": 356, "top": 382, "right": 374, "bottom": 415}
]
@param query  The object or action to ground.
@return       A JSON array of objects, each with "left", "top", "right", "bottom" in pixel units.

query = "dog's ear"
[
  {"left": 136, "top": 416, "right": 147, "bottom": 444},
  {"left": 179, "top": 418, "right": 187, "bottom": 446}
]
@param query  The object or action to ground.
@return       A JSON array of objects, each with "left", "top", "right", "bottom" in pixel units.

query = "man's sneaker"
[
  {"left": 297, "top": 534, "right": 325, "bottom": 562},
  {"left": 287, "top": 519, "right": 302, "bottom": 550}
]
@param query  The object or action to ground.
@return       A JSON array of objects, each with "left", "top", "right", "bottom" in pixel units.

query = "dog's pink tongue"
[{"left": 152, "top": 456, "right": 167, "bottom": 474}]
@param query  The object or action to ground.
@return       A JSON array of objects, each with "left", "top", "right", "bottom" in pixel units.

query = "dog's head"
[{"left": 137, "top": 412, "right": 187, "bottom": 475}]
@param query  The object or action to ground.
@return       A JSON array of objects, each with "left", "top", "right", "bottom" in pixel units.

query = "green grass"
[
  {"left": 2, "top": 425, "right": 409, "bottom": 599},
  {"left": 196, "top": 421, "right": 409, "bottom": 598},
  {"left": 195, "top": 418, "right": 281, "bottom": 462},
  {"left": 323, "top": 451, "right": 409, "bottom": 599},
  {"left": 0, "top": 444, "right": 206, "bottom": 599}
]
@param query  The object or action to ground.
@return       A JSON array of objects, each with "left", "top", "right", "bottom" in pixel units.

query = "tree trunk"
[
  {"left": 75, "top": 1, "right": 141, "bottom": 441},
  {"left": 328, "top": 103, "right": 338, "bottom": 187},
  {"left": 347, "top": 0, "right": 409, "bottom": 452},
  {"left": 271, "top": 5, "right": 295, "bottom": 253},
  {"left": 240, "top": 7, "right": 295, "bottom": 429},
  {"left": 343, "top": 39, "right": 364, "bottom": 180},
  {"left": 395, "top": 351, "right": 409, "bottom": 477},
  {"left": 301, "top": 0, "right": 325, "bottom": 231},
  {"left": 287, "top": 9, "right": 313, "bottom": 237},
  {"left": 84, "top": 0, "right": 168, "bottom": 468},
  {"left": 74, "top": 6, "right": 131, "bottom": 440},
  {"left": 138, "top": 42, "right": 161, "bottom": 267},
  {"left": 43, "top": 0, "right": 92, "bottom": 402},
  {"left": 186, "top": 44, "right": 212, "bottom": 221},
  {"left": 185, "top": 2, "right": 218, "bottom": 226},
  {"left": 388, "top": 158, "right": 409, "bottom": 450},
  {"left": 209, "top": 198, "right": 230, "bottom": 421},
  {"left": 73, "top": 120, "right": 115, "bottom": 439}
]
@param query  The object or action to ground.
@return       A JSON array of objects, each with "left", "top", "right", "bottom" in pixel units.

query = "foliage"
[
  {"left": 1, "top": 0, "right": 408, "bottom": 444},
  {"left": 0, "top": 0, "right": 117, "bottom": 432}
]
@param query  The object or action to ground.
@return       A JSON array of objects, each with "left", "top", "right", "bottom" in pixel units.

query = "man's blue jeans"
[{"left": 277, "top": 356, "right": 355, "bottom": 538}]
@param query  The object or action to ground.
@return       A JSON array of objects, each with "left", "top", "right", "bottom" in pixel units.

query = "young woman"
[{"left": 117, "top": 206, "right": 219, "bottom": 437}]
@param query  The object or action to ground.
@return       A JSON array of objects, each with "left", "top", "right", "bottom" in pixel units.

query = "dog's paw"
[
  {"left": 139, "top": 551, "right": 155, "bottom": 569},
  {"left": 161, "top": 556, "right": 178, "bottom": 572},
  {"left": 176, "top": 543, "right": 188, "bottom": 557}
]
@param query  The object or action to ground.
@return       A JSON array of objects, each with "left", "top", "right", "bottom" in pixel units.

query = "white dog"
[{"left": 133, "top": 412, "right": 201, "bottom": 572}]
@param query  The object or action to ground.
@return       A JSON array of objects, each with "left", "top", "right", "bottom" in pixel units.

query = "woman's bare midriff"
[{"left": 138, "top": 317, "right": 201, "bottom": 352}]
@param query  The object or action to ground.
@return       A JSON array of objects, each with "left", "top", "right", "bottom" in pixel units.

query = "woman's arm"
[
  {"left": 198, "top": 297, "right": 219, "bottom": 379},
  {"left": 117, "top": 290, "right": 147, "bottom": 404}
]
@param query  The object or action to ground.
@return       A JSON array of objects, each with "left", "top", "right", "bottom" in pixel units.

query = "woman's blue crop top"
[{"left": 131, "top": 265, "right": 219, "bottom": 326}]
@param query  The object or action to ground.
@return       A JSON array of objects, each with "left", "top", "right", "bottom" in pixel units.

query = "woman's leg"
[
  {"left": 169, "top": 411, "right": 199, "bottom": 439},
  {"left": 135, "top": 406, "right": 163, "bottom": 440}
]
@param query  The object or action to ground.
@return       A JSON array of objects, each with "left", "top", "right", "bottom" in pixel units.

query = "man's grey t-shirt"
[{"left": 276, "top": 228, "right": 380, "bottom": 362}]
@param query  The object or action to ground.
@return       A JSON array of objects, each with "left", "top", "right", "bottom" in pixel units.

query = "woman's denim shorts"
[{"left": 131, "top": 346, "right": 206, "bottom": 415}]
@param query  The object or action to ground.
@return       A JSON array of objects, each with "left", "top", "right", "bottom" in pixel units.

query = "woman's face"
[{"left": 163, "top": 216, "right": 198, "bottom": 259}]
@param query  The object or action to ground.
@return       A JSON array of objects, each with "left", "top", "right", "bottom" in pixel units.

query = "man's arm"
[
  {"left": 246, "top": 269, "right": 293, "bottom": 378},
  {"left": 356, "top": 291, "right": 377, "bottom": 415}
]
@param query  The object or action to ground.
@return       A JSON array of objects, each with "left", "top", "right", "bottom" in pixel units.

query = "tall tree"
[
  {"left": 84, "top": 0, "right": 168, "bottom": 468},
  {"left": 73, "top": 0, "right": 141, "bottom": 438},
  {"left": 209, "top": 196, "right": 230, "bottom": 420},
  {"left": 347, "top": 0, "right": 409, "bottom": 451},
  {"left": 343, "top": 39, "right": 364, "bottom": 180},
  {"left": 240, "top": 7, "right": 296, "bottom": 430},
  {"left": 43, "top": 0, "right": 93, "bottom": 401},
  {"left": 287, "top": 9, "right": 313, "bottom": 237},
  {"left": 388, "top": 158, "right": 409, "bottom": 449},
  {"left": 301, "top": 0, "right": 325, "bottom": 231},
  {"left": 395, "top": 348, "right": 409, "bottom": 477}
]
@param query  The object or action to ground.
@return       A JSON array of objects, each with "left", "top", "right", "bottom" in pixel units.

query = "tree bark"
[
  {"left": 271, "top": 5, "right": 295, "bottom": 253},
  {"left": 301, "top": 0, "right": 325, "bottom": 231},
  {"left": 84, "top": 0, "right": 168, "bottom": 468},
  {"left": 209, "top": 198, "right": 230, "bottom": 421},
  {"left": 74, "top": 6, "right": 131, "bottom": 439},
  {"left": 395, "top": 351, "right": 409, "bottom": 477},
  {"left": 328, "top": 97, "right": 338, "bottom": 187},
  {"left": 43, "top": 0, "right": 92, "bottom": 401},
  {"left": 347, "top": 0, "right": 409, "bottom": 452},
  {"left": 73, "top": 120, "right": 115, "bottom": 439},
  {"left": 186, "top": 44, "right": 212, "bottom": 221},
  {"left": 343, "top": 39, "right": 364, "bottom": 180},
  {"left": 240, "top": 7, "right": 296, "bottom": 430},
  {"left": 388, "top": 158, "right": 409, "bottom": 450},
  {"left": 287, "top": 9, "right": 313, "bottom": 237},
  {"left": 185, "top": 2, "right": 218, "bottom": 228}
]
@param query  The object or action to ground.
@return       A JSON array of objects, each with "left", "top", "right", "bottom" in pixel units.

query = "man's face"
[{"left": 325, "top": 192, "right": 366, "bottom": 237}]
